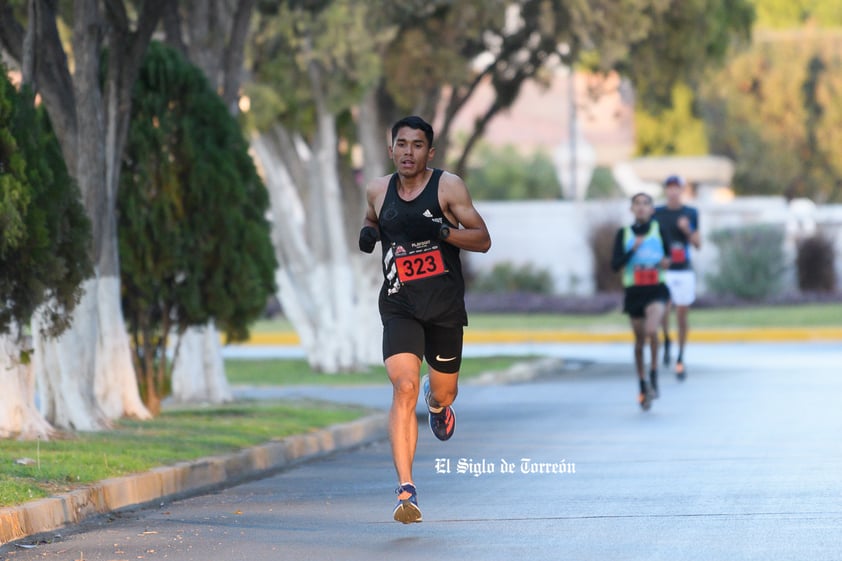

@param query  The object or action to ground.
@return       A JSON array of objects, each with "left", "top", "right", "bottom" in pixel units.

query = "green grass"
[
  {"left": 467, "top": 303, "right": 842, "bottom": 330},
  {"left": 225, "top": 355, "right": 533, "bottom": 386},
  {"left": 253, "top": 303, "right": 842, "bottom": 335},
  {"left": 0, "top": 400, "right": 368, "bottom": 507}
]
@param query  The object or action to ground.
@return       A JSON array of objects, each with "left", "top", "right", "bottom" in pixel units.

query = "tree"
[
  {"left": 159, "top": 0, "right": 259, "bottom": 404},
  {"left": 466, "top": 143, "right": 561, "bottom": 200},
  {"left": 371, "top": 0, "right": 754, "bottom": 176},
  {"left": 700, "top": 30, "right": 842, "bottom": 202},
  {"left": 618, "top": 0, "right": 754, "bottom": 112},
  {"left": 0, "top": 68, "right": 92, "bottom": 439},
  {"left": 634, "top": 82, "right": 709, "bottom": 156},
  {"left": 0, "top": 0, "right": 167, "bottom": 429},
  {"left": 119, "top": 42, "right": 276, "bottom": 415},
  {"left": 246, "top": 0, "right": 392, "bottom": 372}
]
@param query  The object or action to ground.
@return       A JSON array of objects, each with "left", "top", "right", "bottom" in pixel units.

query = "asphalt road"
[{"left": 3, "top": 342, "right": 841, "bottom": 561}]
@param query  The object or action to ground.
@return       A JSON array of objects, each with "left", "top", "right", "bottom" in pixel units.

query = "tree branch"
[{"left": 0, "top": 0, "right": 25, "bottom": 61}]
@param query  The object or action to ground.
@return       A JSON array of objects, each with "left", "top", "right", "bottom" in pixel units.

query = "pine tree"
[
  {"left": 0, "top": 67, "right": 92, "bottom": 339},
  {"left": 119, "top": 42, "right": 277, "bottom": 414}
]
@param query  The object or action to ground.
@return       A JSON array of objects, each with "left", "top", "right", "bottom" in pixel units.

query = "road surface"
[{"left": 2, "top": 342, "right": 841, "bottom": 560}]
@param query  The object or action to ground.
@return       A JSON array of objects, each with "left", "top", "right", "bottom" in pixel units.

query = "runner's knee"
[{"left": 391, "top": 375, "right": 419, "bottom": 402}]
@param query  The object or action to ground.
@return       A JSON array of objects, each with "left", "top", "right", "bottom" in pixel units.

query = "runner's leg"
[
  {"left": 645, "top": 301, "right": 666, "bottom": 374},
  {"left": 385, "top": 352, "right": 422, "bottom": 485},
  {"left": 676, "top": 304, "right": 689, "bottom": 362},
  {"left": 631, "top": 317, "right": 646, "bottom": 381}
]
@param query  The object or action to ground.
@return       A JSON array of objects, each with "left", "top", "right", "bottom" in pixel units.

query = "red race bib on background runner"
[
  {"left": 633, "top": 267, "right": 659, "bottom": 286},
  {"left": 670, "top": 243, "right": 687, "bottom": 264}
]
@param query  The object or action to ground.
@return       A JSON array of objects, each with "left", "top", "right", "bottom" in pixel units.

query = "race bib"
[
  {"left": 396, "top": 246, "right": 446, "bottom": 282},
  {"left": 633, "top": 267, "right": 659, "bottom": 286},
  {"left": 670, "top": 243, "right": 687, "bottom": 264}
]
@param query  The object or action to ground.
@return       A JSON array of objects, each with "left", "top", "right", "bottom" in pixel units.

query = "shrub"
[
  {"left": 796, "top": 232, "right": 837, "bottom": 292},
  {"left": 589, "top": 221, "right": 624, "bottom": 293},
  {"left": 466, "top": 144, "right": 562, "bottom": 200},
  {"left": 706, "top": 224, "right": 786, "bottom": 300},
  {"left": 470, "top": 262, "right": 555, "bottom": 294},
  {"left": 586, "top": 167, "right": 623, "bottom": 199}
]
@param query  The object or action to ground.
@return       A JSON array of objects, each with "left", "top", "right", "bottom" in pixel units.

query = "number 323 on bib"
[{"left": 395, "top": 247, "right": 447, "bottom": 282}]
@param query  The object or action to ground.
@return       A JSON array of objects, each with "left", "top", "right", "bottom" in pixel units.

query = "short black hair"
[
  {"left": 391, "top": 116, "right": 434, "bottom": 148},
  {"left": 631, "top": 192, "right": 653, "bottom": 205}
]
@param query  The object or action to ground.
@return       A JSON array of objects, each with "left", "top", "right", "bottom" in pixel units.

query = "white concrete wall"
[{"left": 466, "top": 197, "right": 842, "bottom": 295}]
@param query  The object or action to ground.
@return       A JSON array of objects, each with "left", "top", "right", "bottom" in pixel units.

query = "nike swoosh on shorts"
[{"left": 435, "top": 355, "right": 457, "bottom": 362}]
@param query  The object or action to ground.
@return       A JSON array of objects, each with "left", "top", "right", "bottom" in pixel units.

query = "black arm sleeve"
[{"left": 610, "top": 228, "right": 633, "bottom": 272}]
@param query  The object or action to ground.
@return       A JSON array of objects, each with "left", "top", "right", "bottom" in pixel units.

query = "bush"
[
  {"left": 706, "top": 224, "right": 786, "bottom": 300},
  {"left": 589, "top": 221, "right": 624, "bottom": 293},
  {"left": 586, "top": 167, "right": 623, "bottom": 200},
  {"left": 466, "top": 143, "right": 562, "bottom": 200},
  {"left": 796, "top": 232, "right": 837, "bottom": 292},
  {"left": 470, "top": 262, "right": 555, "bottom": 294}
]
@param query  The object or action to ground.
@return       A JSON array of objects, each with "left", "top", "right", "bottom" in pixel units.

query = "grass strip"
[
  {"left": 224, "top": 355, "right": 533, "bottom": 386},
  {"left": 249, "top": 303, "right": 842, "bottom": 336},
  {"left": 468, "top": 303, "right": 842, "bottom": 330},
  {"left": 0, "top": 399, "right": 368, "bottom": 508}
]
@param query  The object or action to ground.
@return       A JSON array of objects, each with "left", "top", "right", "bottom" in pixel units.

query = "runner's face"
[
  {"left": 631, "top": 196, "right": 654, "bottom": 222},
  {"left": 390, "top": 127, "right": 434, "bottom": 178},
  {"left": 665, "top": 183, "right": 682, "bottom": 206}
]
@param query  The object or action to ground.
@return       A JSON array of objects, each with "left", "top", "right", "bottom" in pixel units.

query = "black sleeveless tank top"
[{"left": 377, "top": 169, "right": 467, "bottom": 326}]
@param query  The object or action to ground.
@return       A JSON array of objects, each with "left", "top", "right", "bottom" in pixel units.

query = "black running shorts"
[
  {"left": 382, "top": 317, "right": 463, "bottom": 373},
  {"left": 623, "top": 284, "right": 670, "bottom": 319}
]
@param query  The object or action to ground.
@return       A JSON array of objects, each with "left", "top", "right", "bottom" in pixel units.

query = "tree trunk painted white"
[
  {"left": 171, "top": 322, "right": 232, "bottom": 403},
  {"left": 0, "top": 326, "right": 54, "bottom": 440},
  {"left": 33, "top": 277, "right": 151, "bottom": 431},
  {"left": 356, "top": 87, "right": 389, "bottom": 184},
  {"left": 1, "top": 1, "right": 164, "bottom": 429},
  {"left": 252, "top": 126, "right": 381, "bottom": 373}
]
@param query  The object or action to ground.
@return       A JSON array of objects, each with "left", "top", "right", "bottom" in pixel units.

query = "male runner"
[
  {"left": 359, "top": 116, "right": 491, "bottom": 523},
  {"left": 611, "top": 192, "right": 671, "bottom": 410},
  {"left": 654, "top": 175, "right": 700, "bottom": 380}
]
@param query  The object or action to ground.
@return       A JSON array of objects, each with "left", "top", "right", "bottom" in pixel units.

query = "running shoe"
[
  {"left": 676, "top": 360, "right": 686, "bottom": 381},
  {"left": 663, "top": 338, "right": 672, "bottom": 366},
  {"left": 393, "top": 483, "right": 422, "bottom": 524},
  {"left": 422, "top": 374, "right": 456, "bottom": 441},
  {"left": 638, "top": 380, "right": 652, "bottom": 411},
  {"left": 649, "top": 370, "right": 659, "bottom": 399}
]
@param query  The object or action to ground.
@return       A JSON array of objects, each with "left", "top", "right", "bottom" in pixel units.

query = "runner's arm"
[
  {"left": 687, "top": 209, "right": 701, "bottom": 249},
  {"left": 439, "top": 173, "right": 491, "bottom": 253},
  {"left": 362, "top": 180, "right": 381, "bottom": 231},
  {"left": 611, "top": 229, "right": 631, "bottom": 272},
  {"left": 359, "top": 179, "right": 384, "bottom": 253}
]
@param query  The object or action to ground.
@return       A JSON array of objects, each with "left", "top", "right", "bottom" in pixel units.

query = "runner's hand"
[{"left": 359, "top": 226, "right": 379, "bottom": 253}]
